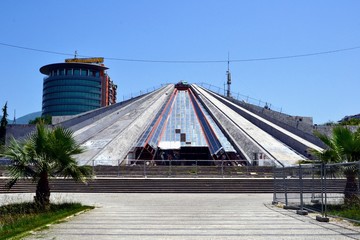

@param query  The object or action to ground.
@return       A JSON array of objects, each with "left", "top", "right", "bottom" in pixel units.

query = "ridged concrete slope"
[
  {"left": 49, "top": 83, "right": 324, "bottom": 167},
  {"left": 211, "top": 93, "right": 324, "bottom": 159},
  {"left": 211, "top": 88, "right": 324, "bottom": 154},
  {"left": 55, "top": 95, "right": 145, "bottom": 132},
  {"left": 192, "top": 84, "right": 323, "bottom": 166},
  {"left": 66, "top": 84, "right": 174, "bottom": 165},
  {"left": 192, "top": 85, "right": 267, "bottom": 161}
]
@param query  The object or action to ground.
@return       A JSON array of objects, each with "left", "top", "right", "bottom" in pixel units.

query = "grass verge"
[
  {"left": 327, "top": 204, "right": 360, "bottom": 225},
  {"left": 0, "top": 202, "right": 94, "bottom": 240},
  {"left": 305, "top": 199, "right": 360, "bottom": 225}
]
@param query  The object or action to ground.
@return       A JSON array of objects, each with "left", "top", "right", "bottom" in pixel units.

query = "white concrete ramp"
[
  {"left": 73, "top": 85, "right": 174, "bottom": 165},
  {"left": 193, "top": 85, "right": 311, "bottom": 165}
]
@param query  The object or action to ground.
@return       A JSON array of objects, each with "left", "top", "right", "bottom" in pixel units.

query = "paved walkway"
[{"left": 1, "top": 193, "right": 360, "bottom": 239}]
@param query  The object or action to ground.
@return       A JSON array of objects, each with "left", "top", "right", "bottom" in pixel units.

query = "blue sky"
[{"left": 1, "top": 0, "right": 359, "bottom": 124}]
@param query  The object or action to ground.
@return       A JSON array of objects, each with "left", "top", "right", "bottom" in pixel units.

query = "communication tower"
[{"left": 226, "top": 54, "right": 232, "bottom": 98}]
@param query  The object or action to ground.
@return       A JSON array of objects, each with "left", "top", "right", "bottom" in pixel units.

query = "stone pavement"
[{"left": 2, "top": 193, "right": 360, "bottom": 240}]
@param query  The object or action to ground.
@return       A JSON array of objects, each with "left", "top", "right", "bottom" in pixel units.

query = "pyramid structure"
[{"left": 53, "top": 82, "right": 324, "bottom": 167}]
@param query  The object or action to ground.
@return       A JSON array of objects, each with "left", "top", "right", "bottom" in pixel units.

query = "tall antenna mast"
[
  {"left": 226, "top": 52, "right": 232, "bottom": 98},
  {"left": 13, "top": 109, "right": 16, "bottom": 124}
]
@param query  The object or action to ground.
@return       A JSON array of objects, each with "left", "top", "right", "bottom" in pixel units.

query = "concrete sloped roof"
[{"left": 56, "top": 83, "right": 323, "bottom": 166}]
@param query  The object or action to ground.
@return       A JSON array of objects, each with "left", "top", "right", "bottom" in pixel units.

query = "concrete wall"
[
  {"left": 226, "top": 97, "right": 314, "bottom": 134},
  {"left": 5, "top": 124, "right": 36, "bottom": 143},
  {"left": 314, "top": 125, "right": 359, "bottom": 137}
]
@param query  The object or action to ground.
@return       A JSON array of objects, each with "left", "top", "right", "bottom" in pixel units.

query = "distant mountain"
[{"left": 3, "top": 111, "right": 42, "bottom": 124}]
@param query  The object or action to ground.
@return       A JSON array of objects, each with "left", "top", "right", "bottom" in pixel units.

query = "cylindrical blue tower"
[{"left": 40, "top": 59, "right": 109, "bottom": 116}]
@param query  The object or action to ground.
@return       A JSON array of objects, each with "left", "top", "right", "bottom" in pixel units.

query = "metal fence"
[
  {"left": 120, "top": 83, "right": 170, "bottom": 102},
  {"left": 273, "top": 161, "right": 360, "bottom": 223},
  {"left": 197, "top": 82, "right": 283, "bottom": 113},
  {"left": 76, "top": 159, "right": 276, "bottom": 178}
]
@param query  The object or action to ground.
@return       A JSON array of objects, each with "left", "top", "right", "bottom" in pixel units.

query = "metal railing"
[
  {"left": 273, "top": 161, "right": 360, "bottom": 223},
  {"left": 197, "top": 82, "right": 283, "bottom": 113},
  {"left": 120, "top": 83, "right": 170, "bottom": 102},
  {"left": 121, "top": 82, "right": 283, "bottom": 113},
  {"left": 76, "top": 159, "right": 276, "bottom": 178}
]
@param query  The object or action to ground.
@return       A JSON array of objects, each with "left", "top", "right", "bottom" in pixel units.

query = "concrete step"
[{"left": 0, "top": 178, "right": 347, "bottom": 194}]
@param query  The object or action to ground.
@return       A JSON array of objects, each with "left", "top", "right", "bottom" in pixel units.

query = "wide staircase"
[
  {"left": 0, "top": 178, "right": 275, "bottom": 194},
  {"left": 0, "top": 177, "right": 349, "bottom": 194}
]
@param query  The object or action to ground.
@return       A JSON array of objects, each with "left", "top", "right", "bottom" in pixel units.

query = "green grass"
[
  {"left": 327, "top": 203, "right": 360, "bottom": 224},
  {"left": 0, "top": 202, "right": 94, "bottom": 240},
  {"left": 308, "top": 199, "right": 360, "bottom": 225}
]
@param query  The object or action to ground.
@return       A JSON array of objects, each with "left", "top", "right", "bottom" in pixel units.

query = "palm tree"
[
  {"left": 312, "top": 126, "right": 360, "bottom": 203},
  {"left": 1, "top": 122, "right": 92, "bottom": 208}
]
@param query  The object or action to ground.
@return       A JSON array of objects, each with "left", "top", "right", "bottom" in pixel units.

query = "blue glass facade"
[{"left": 40, "top": 62, "right": 108, "bottom": 116}]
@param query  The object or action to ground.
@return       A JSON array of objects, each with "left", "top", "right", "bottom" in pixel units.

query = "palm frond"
[
  {"left": 60, "top": 163, "right": 92, "bottom": 183},
  {"left": 312, "top": 126, "right": 360, "bottom": 163},
  {"left": 1, "top": 137, "right": 37, "bottom": 189},
  {"left": 2, "top": 122, "right": 91, "bottom": 193},
  {"left": 5, "top": 178, "right": 18, "bottom": 189}
]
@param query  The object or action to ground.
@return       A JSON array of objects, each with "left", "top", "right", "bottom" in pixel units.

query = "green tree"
[
  {"left": 312, "top": 126, "right": 360, "bottom": 203},
  {"left": 29, "top": 115, "right": 52, "bottom": 125},
  {"left": 0, "top": 122, "right": 92, "bottom": 208},
  {"left": 0, "top": 102, "right": 8, "bottom": 145},
  {"left": 340, "top": 118, "right": 360, "bottom": 126}
]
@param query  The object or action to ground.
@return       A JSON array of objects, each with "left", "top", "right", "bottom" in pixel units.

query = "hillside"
[{"left": 1, "top": 111, "right": 42, "bottom": 124}]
